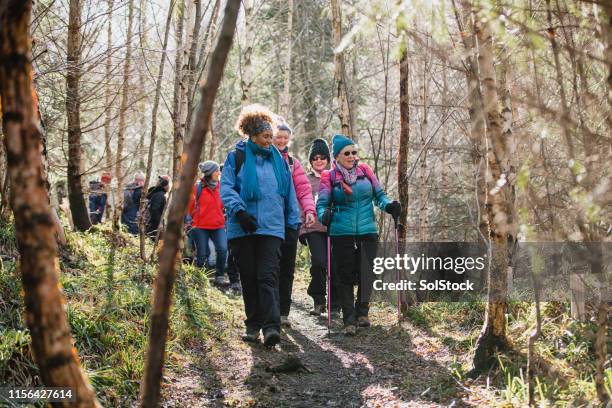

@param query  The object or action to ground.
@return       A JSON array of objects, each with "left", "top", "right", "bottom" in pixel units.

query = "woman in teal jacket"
[
  {"left": 316, "top": 134, "right": 401, "bottom": 335},
  {"left": 221, "top": 105, "right": 300, "bottom": 347}
]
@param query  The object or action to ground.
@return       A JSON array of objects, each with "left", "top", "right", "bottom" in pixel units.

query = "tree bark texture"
[
  {"left": 172, "top": 0, "right": 186, "bottom": 183},
  {"left": 241, "top": 0, "right": 254, "bottom": 105},
  {"left": 139, "top": 1, "right": 240, "bottom": 406},
  {"left": 397, "top": 39, "right": 409, "bottom": 242},
  {"left": 138, "top": 0, "right": 175, "bottom": 260},
  {"left": 281, "top": 0, "right": 294, "bottom": 119},
  {"left": 471, "top": 6, "right": 511, "bottom": 373},
  {"left": 113, "top": 0, "right": 135, "bottom": 232},
  {"left": 0, "top": 2, "right": 99, "bottom": 405},
  {"left": 331, "top": 0, "right": 352, "bottom": 137},
  {"left": 66, "top": 0, "right": 92, "bottom": 232}
]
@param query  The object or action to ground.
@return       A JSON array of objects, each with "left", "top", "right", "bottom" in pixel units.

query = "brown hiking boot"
[
  {"left": 357, "top": 316, "right": 371, "bottom": 327},
  {"left": 344, "top": 324, "right": 356, "bottom": 336}
]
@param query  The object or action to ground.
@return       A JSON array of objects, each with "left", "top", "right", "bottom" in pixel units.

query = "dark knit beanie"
[{"left": 308, "top": 138, "right": 330, "bottom": 163}]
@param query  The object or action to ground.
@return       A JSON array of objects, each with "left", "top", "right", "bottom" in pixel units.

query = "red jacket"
[{"left": 187, "top": 181, "right": 225, "bottom": 229}]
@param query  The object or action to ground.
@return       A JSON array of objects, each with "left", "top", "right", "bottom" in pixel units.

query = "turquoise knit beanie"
[{"left": 331, "top": 134, "right": 354, "bottom": 158}]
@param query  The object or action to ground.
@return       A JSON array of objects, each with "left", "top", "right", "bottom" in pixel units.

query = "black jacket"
[{"left": 145, "top": 186, "right": 167, "bottom": 238}]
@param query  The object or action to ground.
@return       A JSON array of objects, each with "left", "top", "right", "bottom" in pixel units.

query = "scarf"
[
  {"left": 240, "top": 139, "right": 289, "bottom": 201},
  {"left": 334, "top": 160, "right": 359, "bottom": 185},
  {"left": 203, "top": 177, "right": 218, "bottom": 190}
]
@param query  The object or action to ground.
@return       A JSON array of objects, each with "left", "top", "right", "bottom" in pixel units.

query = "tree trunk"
[
  {"left": 104, "top": 0, "right": 115, "bottom": 220},
  {"left": 241, "top": 0, "right": 254, "bottom": 105},
  {"left": 138, "top": 0, "right": 175, "bottom": 261},
  {"left": 453, "top": 0, "right": 488, "bottom": 242},
  {"left": 471, "top": 4, "right": 511, "bottom": 374},
  {"left": 112, "top": 0, "right": 136, "bottom": 232},
  {"left": 66, "top": 0, "right": 91, "bottom": 232},
  {"left": 184, "top": 0, "right": 202, "bottom": 136},
  {"left": 172, "top": 0, "right": 186, "bottom": 183},
  {"left": 331, "top": 0, "right": 352, "bottom": 137},
  {"left": 281, "top": 0, "right": 294, "bottom": 119},
  {"left": 0, "top": 2, "right": 99, "bottom": 405},
  {"left": 397, "top": 37, "right": 409, "bottom": 242},
  {"left": 139, "top": 1, "right": 240, "bottom": 406},
  {"left": 418, "top": 39, "right": 429, "bottom": 242}
]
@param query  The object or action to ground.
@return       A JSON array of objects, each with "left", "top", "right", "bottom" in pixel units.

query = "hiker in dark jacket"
[
  {"left": 299, "top": 138, "right": 340, "bottom": 316},
  {"left": 221, "top": 104, "right": 300, "bottom": 347},
  {"left": 89, "top": 180, "right": 106, "bottom": 226},
  {"left": 316, "top": 134, "right": 401, "bottom": 336},
  {"left": 187, "top": 161, "right": 230, "bottom": 288},
  {"left": 272, "top": 120, "right": 316, "bottom": 328},
  {"left": 145, "top": 175, "right": 170, "bottom": 239},
  {"left": 121, "top": 172, "right": 145, "bottom": 234}
]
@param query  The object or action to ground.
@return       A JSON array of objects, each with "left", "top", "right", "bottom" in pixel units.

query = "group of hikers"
[{"left": 85, "top": 103, "right": 402, "bottom": 347}]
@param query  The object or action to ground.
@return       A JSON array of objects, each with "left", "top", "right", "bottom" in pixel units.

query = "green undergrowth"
[
  {"left": 403, "top": 299, "right": 611, "bottom": 406},
  {"left": 0, "top": 223, "right": 233, "bottom": 406}
]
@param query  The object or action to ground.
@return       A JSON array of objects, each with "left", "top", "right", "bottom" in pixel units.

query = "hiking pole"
[
  {"left": 326, "top": 233, "right": 332, "bottom": 334},
  {"left": 393, "top": 214, "right": 401, "bottom": 323}
]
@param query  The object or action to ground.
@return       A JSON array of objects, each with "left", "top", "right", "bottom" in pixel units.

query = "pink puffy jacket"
[{"left": 281, "top": 150, "right": 316, "bottom": 217}]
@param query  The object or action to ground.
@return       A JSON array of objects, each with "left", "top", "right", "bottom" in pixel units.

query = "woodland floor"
[{"left": 160, "top": 269, "right": 501, "bottom": 408}]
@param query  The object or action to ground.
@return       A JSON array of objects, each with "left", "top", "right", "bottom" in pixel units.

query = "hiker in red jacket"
[
  {"left": 187, "top": 161, "right": 228, "bottom": 286},
  {"left": 273, "top": 121, "right": 316, "bottom": 327}
]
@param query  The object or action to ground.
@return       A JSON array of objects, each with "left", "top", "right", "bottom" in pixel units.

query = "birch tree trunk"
[
  {"left": 139, "top": 2, "right": 240, "bottom": 405},
  {"left": 281, "top": 0, "right": 294, "bottom": 119},
  {"left": 471, "top": 5, "right": 512, "bottom": 373},
  {"left": 0, "top": 2, "right": 99, "bottom": 404},
  {"left": 331, "top": 0, "right": 352, "bottom": 137},
  {"left": 66, "top": 0, "right": 92, "bottom": 232},
  {"left": 241, "top": 0, "right": 254, "bottom": 105},
  {"left": 397, "top": 36, "right": 409, "bottom": 241},
  {"left": 418, "top": 39, "right": 429, "bottom": 242},
  {"left": 104, "top": 0, "right": 115, "bottom": 219},
  {"left": 112, "top": 0, "right": 136, "bottom": 232},
  {"left": 138, "top": 0, "right": 175, "bottom": 260},
  {"left": 172, "top": 0, "right": 186, "bottom": 183}
]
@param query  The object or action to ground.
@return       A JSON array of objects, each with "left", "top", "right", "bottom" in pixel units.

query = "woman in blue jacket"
[
  {"left": 316, "top": 134, "right": 401, "bottom": 336},
  {"left": 221, "top": 104, "right": 300, "bottom": 347}
]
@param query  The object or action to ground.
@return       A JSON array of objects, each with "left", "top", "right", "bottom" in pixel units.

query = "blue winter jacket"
[
  {"left": 316, "top": 163, "right": 391, "bottom": 237},
  {"left": 221, "top": 140, "right": 301, "bottom": 241}
]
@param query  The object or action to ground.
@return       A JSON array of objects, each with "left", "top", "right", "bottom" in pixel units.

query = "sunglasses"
[
  {"left": 312, "top": 155, "right": 328, "bottom": 161},
  {"left": 343, "top": 150, "right": 358, "bottom": 157}
]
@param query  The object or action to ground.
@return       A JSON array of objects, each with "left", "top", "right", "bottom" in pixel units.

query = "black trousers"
[
  {"left": 331, "top": 234, "right": 378, "bottom": 325},
  {"left": 225, "top": 248, "right": 240, "bottom": 284},
  {"left": 229, "top": 235, "right": 282, "bottom": 333},
  {"left": 279, "top": 228, "right": 298, "bottom": 316},
  {"left": 305, "top": 232, "right": 339, "bottom": 308}
]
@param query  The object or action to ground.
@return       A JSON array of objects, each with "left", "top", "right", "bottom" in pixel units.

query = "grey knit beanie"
[{"left": 199, "top": 160, "right": 220, "bottom": 177}]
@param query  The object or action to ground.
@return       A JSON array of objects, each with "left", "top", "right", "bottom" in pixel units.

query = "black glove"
[
  {"left": 236, "top": 210, "right": 257, "bottom": 233},
  {"left": 385, "top": 201, "right": 402, "bottom": 220},
  {"left": 298, "top": 234, "right": 308, "bottom": 246},
  {"left": 320, "top": 208, "right": 332, "bottom": 227}
]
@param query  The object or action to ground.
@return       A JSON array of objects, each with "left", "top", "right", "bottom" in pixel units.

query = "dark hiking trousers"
[
  {"left": 305, "top": 231, "right": 339, "bottom": 308},
  {"left": 230, "top": 235, "right": 282, "bottom": 333},
  {"left": 331, "top": 234, "right": 378, "bottom": 326},
  {"left": 279, "top": 228, "right": 299, "bottom": 316},
  {"left": 225, "top": 249, "right": 240, "bottom": 284}
]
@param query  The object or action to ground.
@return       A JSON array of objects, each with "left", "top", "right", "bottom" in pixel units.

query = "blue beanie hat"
[{"left": 332, "top": 134, "right": 354, "bottom": 158}]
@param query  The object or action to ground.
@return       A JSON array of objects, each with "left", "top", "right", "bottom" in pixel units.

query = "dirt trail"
[{"left": 162, "top": 272, "right": 495, "bottom": 407}]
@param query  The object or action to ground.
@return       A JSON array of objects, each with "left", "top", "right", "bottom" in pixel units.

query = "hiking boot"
[
  {"left": 213, "top": 276, "right": 228, "bottom": 286},
  {"left": 357, "top": 316, "right": 371, "bottom": 327},
  {"left": 309, "top": 304, "right": 325, "bottom": 316},
  {"left": 344, "top": 324, "right": 356, "bottom": 336},
  {"left": 263, "top": 329, "right": 280, "bottom": 347},
  {"left": 229, "top": 282, "right": 242, "bottom": 295},
  {"left": 241, "top": 329, "right": 260, "bottom": 343},
  {"left": 280, "top": 315, "right": 291, "bottom": 328}
]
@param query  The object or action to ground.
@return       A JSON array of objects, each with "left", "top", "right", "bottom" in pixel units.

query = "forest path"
[{"left": 162, "top": 270, "right": 495, "bottom": 407}]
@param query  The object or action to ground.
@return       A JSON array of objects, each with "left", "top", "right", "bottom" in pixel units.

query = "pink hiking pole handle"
[{"left": 327, "top": 234, "right": 332, "bottom": 331}]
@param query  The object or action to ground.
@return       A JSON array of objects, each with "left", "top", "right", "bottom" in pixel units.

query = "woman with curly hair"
[{"left": 220, "top": 104, "right": 300, "bottom": 347}]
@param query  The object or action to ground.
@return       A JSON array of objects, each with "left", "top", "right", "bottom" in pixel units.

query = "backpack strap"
[{"left": 234, "top": 148, "right": 244, "bottom": 176}]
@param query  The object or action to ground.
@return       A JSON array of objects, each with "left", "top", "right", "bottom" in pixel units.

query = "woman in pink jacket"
[{"left": 273, "top": 122, "right": 316, "bottom": 327}]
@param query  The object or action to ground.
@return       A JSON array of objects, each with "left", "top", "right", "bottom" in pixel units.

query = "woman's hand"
[{"left": 304, "top": 212, "right": 316, "bottom": 228}]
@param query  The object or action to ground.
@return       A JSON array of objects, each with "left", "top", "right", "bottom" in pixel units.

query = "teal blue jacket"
[{"left": 316, "top": 163, "right": 391, "bottom": 237}]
